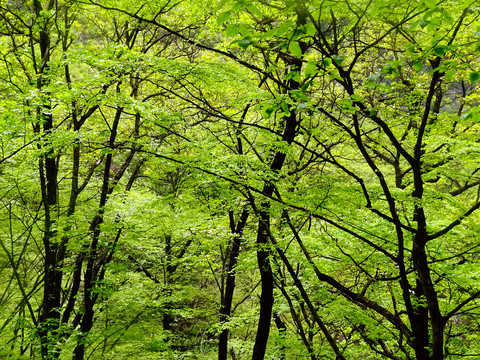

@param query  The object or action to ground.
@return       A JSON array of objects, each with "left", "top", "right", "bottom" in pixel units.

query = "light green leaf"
[
  {"left": 276, "top": 20, "right": 293, "bottom": 37},
  {"left": 245, "top": 3, "right": 262, "bottom": 18},
  {"left": 225, "top": 24, "right": 240, "bottom": 37},
  {"left": 445, "top": 68, "right": 455, "bottom": 82},
  {"left": 304, "top": 61, "right": 317, "bottom": 78},
  {"left": 217, "top": 11, "right": 231, "bottom": 25},
  {"left": 351, "top": 94, "right": 363, "bottom": 102},
  {"left": 413, "top": 62, "right": 423, "bottom": 72},
  {"left": 280, "top": 101, "right": 291, "bottom": 116},
  {"left": 304, "top": 23, "right": 316, "bottom": 36},
  {"left": 289, "top": 41, "right": 302, "bottom": 58}
]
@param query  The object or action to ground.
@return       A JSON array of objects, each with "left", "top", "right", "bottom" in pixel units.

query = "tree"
[
  {"left": 2, "top": 0, "right": 480, "bottom": 359},
  {"left": 124, "top": 0, "right": 480, "bottom": 358},
  {"left": 0, "top": 1, "right": 162, "bottom": 357},
  {"left": 206, "top": 0, "right": 480, "bottom": 358}
]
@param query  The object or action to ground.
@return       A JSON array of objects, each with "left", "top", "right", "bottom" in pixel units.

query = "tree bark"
[
  {"left": 251, "top": 92, "right": 299, "bottom": 360},
  {"left": 250, "top": 23, "right": 303, "bottom": 356},
  {"left": 218, "top": 209, "right": 249, "bottom": 360},
  {"left": 32, "top": 1, "right": 62, "bottom": 358}
]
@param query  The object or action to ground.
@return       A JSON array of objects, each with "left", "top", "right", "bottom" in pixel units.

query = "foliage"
[{"left": 1, "top": 0, "right": 480, "bottom": 359}]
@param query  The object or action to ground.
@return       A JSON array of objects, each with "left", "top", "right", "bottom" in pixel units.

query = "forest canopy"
[{"left": 1, "top": 0, "right": 480, "bottom": 359}]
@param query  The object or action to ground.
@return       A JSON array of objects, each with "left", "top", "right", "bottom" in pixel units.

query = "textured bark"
[
  {"left": 33, "top": 1, "right": 62, "bottom": 358},
  {"left": 251, "top": 85, "right": 300, "bottom": 360},
  {"left": 163, "top": 234, "right": 174, "bottom": 332},
  {"left": 218, "top": 210, "right": 249, "bottom": 360},
  {"left": 251, "top": 19, "right": 304, "bottom": 355},
  {"left": 251, "top": 205, "right": 275, "bottom": 360},
  {"left": 273, "top": 313, "right": 287, "bottom": 360}
]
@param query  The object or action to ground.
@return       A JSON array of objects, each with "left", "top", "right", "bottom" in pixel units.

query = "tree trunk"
[
  {"left": 163, "top": 234, "right": 173, "bottom": 332},
  {"left": 251, "top": 101, "right": 299, "bottom": 360},
  {"left": 252, "top": 205, "right": 275, "bottom": 360},
  {"left": 33, "top": 1, "right": 63, "bottom": 357},
  {"left": 273, "top": 313, "right": 287, "bottom": 360},
  {"left": 250, "top": 32, "right": 303, "bottom": 358},
  {"left": 218, "top": 210, "right": 249, "bottom": 360}
]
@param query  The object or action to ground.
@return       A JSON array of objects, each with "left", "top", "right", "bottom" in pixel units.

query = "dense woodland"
[{"left": 1, "top": 0, "right": 480, "bottom": 359}]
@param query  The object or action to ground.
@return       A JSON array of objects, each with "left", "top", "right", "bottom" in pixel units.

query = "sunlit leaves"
[
  {"left": 304, "top": 61, "right": 317, "bottom": 78},
  {"left": 217, "top": 10, "right": 232, "bottom": 25},
  {"left": 288, "top": 40, "right": 302, "bottom": 58}
]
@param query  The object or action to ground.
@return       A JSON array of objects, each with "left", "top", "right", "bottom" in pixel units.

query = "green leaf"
[
  {"left": 434, "top": 45, "right": 448, "bottom": 57},
  {"left": 424, "top": 0, "right": 436, "bottom": 8},
  {"left": 101, "top": 147, "right": 115, "bottom": 155},
  {"left": 225, "top": 24, "right": 240, "bottom": 37},
  {"left": 329, "top": 69, "right": 343, "bottom": 82},
  {"left": 217, "top": 11, "right": 231, "bottom": 25},
  {"left": 340, "top": 98, "right": 356, "bottom": 114},
  {"left": 460, "top": 111, "right": 473, "bottom": 121},
  {"left": 445, "top": 68, "right": 455, "bottom": 82},
  {"left": 266, "top": 64, "right": 277, "bottom": 73},
  {"left": 261, "top": 104, "right": 273, "bottom": 119},
  {"left": 322, "top": 58, "right": 332, "bottom": 67},
  {"left": 236, "top": 36, "right": 253, "bottom": 49},
  {"left": 297, "top": 102, "right": 308, "bottom": 110},
  {"left": 350, "top": 94, "right": 363, "bottom": 102},
  {"left": 290, "top": 89, "right": 309, "bottom": 102},
  {"left": 280, "top": 101, "right": 291, "bottom": 116},
  {"left": 276, "top": 20, "right": 293, "bottom": 37},
  {"left": 382, "top": 60, "right": 401, "bottom": 75},
  {"left": 469, "top": 72, "right": 480, "bottom": 83},
  {"left": 304, "top": 23, "right": 316, "bottom": 36},
  {"left": 304, "top": 61, "right": 317, "bottom": 78},
  {"left": 413, "top": 62, "right": 423, "bottom": 72},
  {"left": 264, "top": 28, "right": 278, "bottom": 38},
  {"left": 289, "top": 41, "right": 302, "bottom": 58},
  {"left": 231, "top": 1, "right": 243, "bottom": 11},
  {"left": 332, "top": 55, "right": 345, "bottom": 66},
  {"left": 245, "top": 3, "right": 262, "bottom": 18}
]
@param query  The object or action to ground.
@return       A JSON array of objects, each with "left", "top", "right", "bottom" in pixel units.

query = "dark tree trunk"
[
  {"left": 251, "top": 97, "right": 299, "bottom": 360},
  {"left": 32, "top": 1, "right": 62, "bottom": 358},
  {"left": 163, "top": 234, "right": 174, "bottom": 332},
  {"left": 72, "top": 105, "right": 126, "bottom": 360},
  {"left": 218, "top": 210, "right": 249, "bottom": 360},
  {"left": 411, "top": 232, "right": 445, "bottom": 360},
  {"left": 273, "top": 313, "right": 287, "bottom": 360},
  {"left": 252, "top": 205, "right": 275, "bottom": 360},
  {"left": 250, "top": 31, "right": 303, "bottom": 357}
]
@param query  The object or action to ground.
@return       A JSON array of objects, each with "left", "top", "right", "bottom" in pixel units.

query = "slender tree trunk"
[
  {"left": 218, "top": 209, "right": 249, "bottom": 360},
  {"left": 412, "top": 232, "right": 445, "bottom": 360},
  {"left": 273, "top": 313, "right": 287, "bottom": 360},
  {"left": 251, "top": 97, "right": 299, "bottom": 360},
  {"left": 251, "top": 33, "right": 303, "bottom": 358},
  {"left": 252, "top": 205, "right": 275, "bottom": 360},
  {"left": 72, "top": 103, "right": 124, "bottom": 360},
  {"left": 32, "top": 1, "right": 63, "bottom": 358},
  {"left": 163, "top": 234, "right": 174, "bottom": 332}
]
